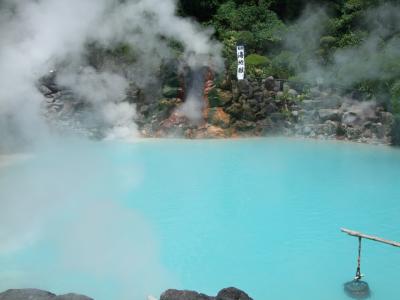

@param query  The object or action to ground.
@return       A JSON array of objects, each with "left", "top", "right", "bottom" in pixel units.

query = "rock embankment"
[
  {"left": 160, "top": 287, "right": 252, "bottom": 300},
  {"left": 0, "top": 287, "right": 252, "bottom": 300},
  {"left": 135, "top": 74, "right": 394, "bottom": 144},
  {"left": 38, "top": 71, "right": 105, "bottom": 139},
  {"left": 38, "top": 68, "right": 394, "bottom": 144},
  {"left": 0, "top": 289, "right": 92, "bottom": 300}
]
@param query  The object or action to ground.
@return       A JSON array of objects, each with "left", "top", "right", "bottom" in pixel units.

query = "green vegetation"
[
  {"left": 244, "top": 54, "right": 271, "bottom": 79},
  {"left": 178, "top": 0, "right": 400, "bottom": 144}
]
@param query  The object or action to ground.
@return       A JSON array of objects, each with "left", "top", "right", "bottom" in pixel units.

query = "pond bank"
[
  {"left": 38, "top": 71, "right": 394, "bottom": 146},
  {"left": 0, "top": 287, "right": 252, "bottom": 300}
]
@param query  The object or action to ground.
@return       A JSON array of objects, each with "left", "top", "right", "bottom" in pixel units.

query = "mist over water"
[
  {"left": 0, "top": 2, "right": 223, "bottom": 295},
  {"left": 1, "top": 1, "right": 400, "bottom": 299},
  {"left": 0, "top": 139, "right": 176, "bottom": 300}
]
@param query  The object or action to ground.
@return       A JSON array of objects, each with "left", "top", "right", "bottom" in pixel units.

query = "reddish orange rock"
[{"left": 208, "top": 107, "right": 231, "bottom": 129}]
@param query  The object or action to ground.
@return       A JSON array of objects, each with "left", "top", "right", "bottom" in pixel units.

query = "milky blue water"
[{"left": 1, "top": 138, "right": 400, "bottom": 300}]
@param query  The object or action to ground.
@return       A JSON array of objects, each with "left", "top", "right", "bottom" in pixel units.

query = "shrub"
[
  {"left": 245, "top": 54, "right": 270, "bottom": 66},
  {"left": 244, "top": 54, "right": 272, "bottom": 80}
]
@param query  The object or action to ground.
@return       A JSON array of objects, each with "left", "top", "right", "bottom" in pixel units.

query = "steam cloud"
[
  {"left": 0, "top": 0, "right": 223, "bottom": 298},
  {"left": 282, "top": 3, "right": 400, "bottom": 88},
  {"left": 0, "top": 141, "right": 175, "bottom": 300},
  {"left": 0, "top": 0, "right": 223, "bottom": 150}
]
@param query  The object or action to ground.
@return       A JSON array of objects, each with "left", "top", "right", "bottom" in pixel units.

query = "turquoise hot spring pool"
[{"left": 0, "top": 138, "right": 399, "bottom": 300}]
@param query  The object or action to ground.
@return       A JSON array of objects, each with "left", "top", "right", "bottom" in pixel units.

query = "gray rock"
[
  {"left": 253, "top": 91, "right": 263, "bottom": 103},
  {"left": 216, "top": 287, "right": 252, "bottom": 300},
  {"left": 363, "top": 121, "right": 373, "bottom": 129},
  {"left": 55, "top": 294, "right": 93, "bottom": 300},
  {"left": 318, "top": 109, "right": 341, "bottom": 122},
  {"left": 0, "top": 289, "right": 55, "bottom": 300},
  {"left": 371, "top": 123, "right": 385, "bottom": 139},
  {"left": 303, "top": 125, "right": 312, "bottom": 135},
  {"left": 283, "top": 82, "right": 290, "bottom": 92},
  {"left": 288, "top": 89, "right": 298, "bottom": 97},
  {"left": 234, "top": 120, "right": 256, "bottom": 131},
  {"left": 247, "top": 99, "right": 258, "bottom": 108},
  {"left": 0, "top": 290, "right": 90, "bottom": 300},
  {"left": 160, "top": 289, "right": 212, "bottom": 300},
  {"left": 237, "top": 79, "right": 253, "bottom": 98},
  {"left": 319, "top": 120, "right": 338, "bottom": 136},
  {"left": 323, "top": 95, "right": 342, "bottom": 109},
  {"left": 274, "top": 80, "right": 283, "bottom": 92},
  {"left": 342, "top": 111, "right": 360, "bottom": 126},
  {"left": 346, "top": 127, "right": 362, "bottom": 140},
  {"left": 38, "top": 85, "right": 53, "bottom": 96},
  {"left": 380, "top": 111, "right": 394, "bottom": 125},
  {"left": 309, "top": 87, "right": 322, "bottom": 98},
  {"left": 301, "top": 100, "right": 323, "bottom": 110},
  {"left": 362, "top": 129, "right": 373, "bottom": 138},
  {"left": 265, "top": 102, "right": 278, "bottom": 114},
  {"left": 263, "top": 76, "right": 275, "bottom": 91},
  {"left": 139, "top": 105, "right": 150, "bottom": 115}
]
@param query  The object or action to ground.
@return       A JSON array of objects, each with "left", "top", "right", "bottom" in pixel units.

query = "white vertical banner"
[{"left": 236, "top": 45, "right": 245, "bottom": 80}]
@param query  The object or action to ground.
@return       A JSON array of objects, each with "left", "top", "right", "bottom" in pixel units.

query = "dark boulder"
[
  {"left": 237, "top": 80, "right": 253, "bottom": 98},
  {"left": 160, "top": 289, "right": 212, "bottom": 300},
  {"left": 55, "top": 294, "right": 93, "bottom": 300},
  {"left": 0, "top": 289, "right": 92, "bottom": 300},
  {"left": 0, "top": 289, "right": 55, "bottom": 300},
  {"left": 318, "top": 109, "right": 341, "bottom": 122},
  {"left": 160, "top": 287, "right": 252, "bottom": 300},
  {"left": 263, "top": 76, "right": 275, "bottom": 91},
  {"left": 216, "top": 287, "right": 253, "bottom": 300}
]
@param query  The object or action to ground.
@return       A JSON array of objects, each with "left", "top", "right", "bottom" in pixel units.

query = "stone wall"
[{"left": 136, "top": 74, "right": 393, "bottom": 144}]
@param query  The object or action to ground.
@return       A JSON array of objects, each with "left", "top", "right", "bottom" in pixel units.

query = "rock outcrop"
[
  {"left": 38, "top": 67, "right": 394, "bottom": 145},
  {"left": 160, "top": 287, "right": 252, "bottom": 300},
  {"left": 0, "top": 289, "right": 92, "bottom": 300},
  {"left": 0, "top": 287, "right": 252, "bottom": 300},
  {"left": 160, "top": 289, "right": 212, "bottom": 300}
]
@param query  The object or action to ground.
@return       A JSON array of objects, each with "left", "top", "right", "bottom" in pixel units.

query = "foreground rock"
[
  {"left": 160, "top": 287, "right": 252, "bottom": 300},
  {"left": 0, "top": 289, "right": 92, "bottom": 300},
  {"left": 0, "top": 287, "right": 252, "bottom": 300}
]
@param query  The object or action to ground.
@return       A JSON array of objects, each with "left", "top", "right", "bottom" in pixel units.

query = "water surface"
[{"left": 1, "top": 138, "right": 399, "bottom": 300}]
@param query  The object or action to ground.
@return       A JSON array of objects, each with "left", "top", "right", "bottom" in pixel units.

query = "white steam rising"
[
  {"left": 0, "top": 141, "right": 176, "bottom": 300},
  {"left": 0, "top": 0, "right": 223, "bottom": 149},
  {"left": 283, "top": 3, "right": 400, "bottom": 87},
  {"left": 0, "top": 0, "right": 223, "bottom": 298}
]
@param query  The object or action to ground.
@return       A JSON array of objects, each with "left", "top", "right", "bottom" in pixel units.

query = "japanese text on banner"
[{"left": 237, "top": 45, "right": 245, "bottom": 80}]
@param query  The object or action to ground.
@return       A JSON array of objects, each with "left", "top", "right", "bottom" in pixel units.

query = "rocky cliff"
[{"left": 38, "top": 68, "right": 394, "bottom": 145}]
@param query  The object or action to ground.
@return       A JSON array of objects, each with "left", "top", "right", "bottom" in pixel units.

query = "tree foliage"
[{"left": 178, "top": 0, "right": 400, "bottom": 98}]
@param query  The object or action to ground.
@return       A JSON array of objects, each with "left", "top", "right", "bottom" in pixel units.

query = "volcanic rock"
[
  {"left": 216, "top": 287, "right": 253, "bottom": 300},
  {"left": 0, "top": 289, "right": 92, "bottom": 300},
  {"left": 263, "top": 76, "right": 275, "bottom": 91},
  {"left": 208, "top": 107, "right": 231, "bottom": 128},
  {"left": 318, "top": 109, "right": 341, "bottom": 122},
  {"left": 160, "top": 289, "right": 212, "bottom": 300}
]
